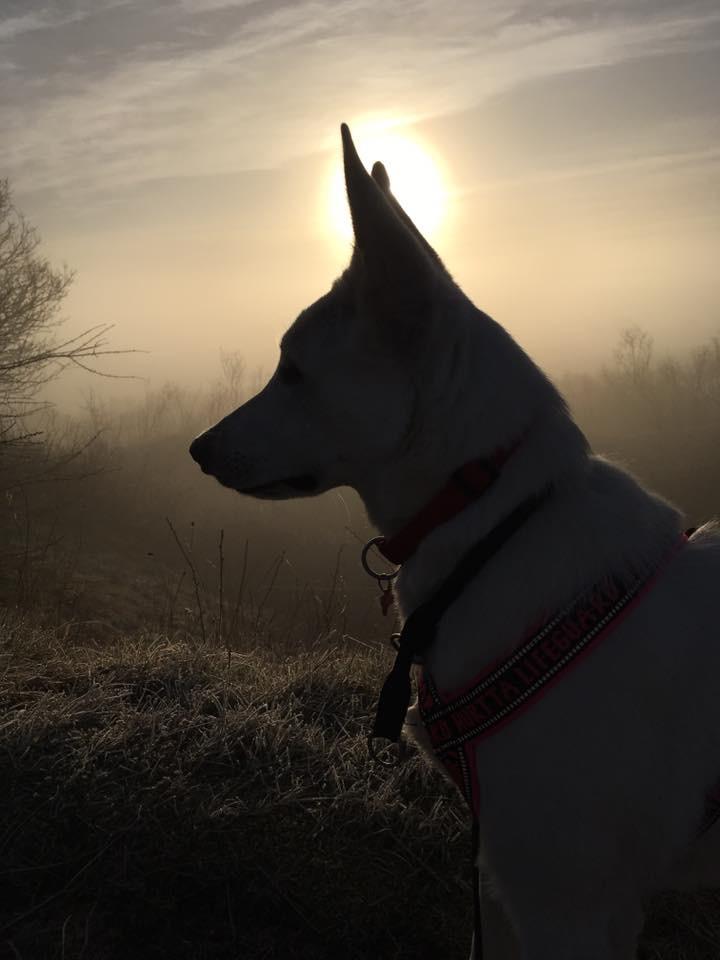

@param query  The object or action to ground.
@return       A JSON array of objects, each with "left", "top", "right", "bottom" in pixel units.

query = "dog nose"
[{"left": 189, "top": 431, "right": 216, "bottom": 469}]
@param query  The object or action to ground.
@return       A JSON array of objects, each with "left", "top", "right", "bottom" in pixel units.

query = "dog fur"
[{"left": 190, "top": 123, "right": 720, "bottom": 959}]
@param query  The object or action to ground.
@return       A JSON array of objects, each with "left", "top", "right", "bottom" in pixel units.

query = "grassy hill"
[
  {"left": 1, "top": 613, "right": 720, "bottom": 959},
  {"left": 0, "top": 614, "right": 472, "bottom": 959}
]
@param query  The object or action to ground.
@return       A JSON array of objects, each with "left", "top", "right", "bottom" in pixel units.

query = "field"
[
  {"left": 4, "top": 616, "right": 720, "bottom": 960},
  {"left": 2, "top": 334, "right": 720, "bottom": 958},
  {"left": 0, "top": 614, "right": 472, "bottom": 959}
]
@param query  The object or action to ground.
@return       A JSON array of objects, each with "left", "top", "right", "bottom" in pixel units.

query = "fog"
[
  {"left": 37, "top": 90, "right": 720, "bottom": 411},
  {"left": 1, "top": 326, "right": 718, "bottom": 650}
]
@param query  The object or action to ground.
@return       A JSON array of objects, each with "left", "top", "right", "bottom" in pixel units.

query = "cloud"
[
  {"left": 0, "top": 2, "right": 138, "bottom": 41},
  {"left": 0, "top": 10, "right": 55, "bottom": 41},
  {"left": 1, "top": 0, "right": 719, "bottom": 200},
  {"left": 177, "top": 0, "right": 262, "bottom": 10}
]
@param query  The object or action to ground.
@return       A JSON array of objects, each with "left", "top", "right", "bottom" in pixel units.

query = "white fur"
[{"left": 190, "top": 125, "right": 720, "bottom": 959}]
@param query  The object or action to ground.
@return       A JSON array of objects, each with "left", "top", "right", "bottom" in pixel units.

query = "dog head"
[{"left": 190, "top": 123, "right": 457, "bottom": 503}]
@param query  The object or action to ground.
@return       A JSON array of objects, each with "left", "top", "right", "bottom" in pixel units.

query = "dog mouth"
[{"left": 232, "top": 474, "right": 320, "bottom": 499}]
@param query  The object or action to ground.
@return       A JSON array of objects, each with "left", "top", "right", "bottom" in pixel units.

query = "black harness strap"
[
  {"left": 370, "top": 489, "right": 551, "bottom": 747},
  {"left": 471, "top": 818, "right": 482, "bottom": 960},
  {"left": 369, "top": 489, "right": 551, "bottom": 960}
]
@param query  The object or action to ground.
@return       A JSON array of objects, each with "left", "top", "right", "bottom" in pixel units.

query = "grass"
[
  {"left": 0, "top": 614, "right": 472, "bottom": 959},
  {"left": 1, "top": 614, "right": 720, "bottom": 959}
]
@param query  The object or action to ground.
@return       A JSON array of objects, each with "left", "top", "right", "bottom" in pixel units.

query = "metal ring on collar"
[{"left": 361, "top": 536, "right": 400, "bottom": 582}]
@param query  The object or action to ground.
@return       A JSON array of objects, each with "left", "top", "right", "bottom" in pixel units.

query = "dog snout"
[{"left": 189, "top": 430, "right": 218, "bottom": 472}]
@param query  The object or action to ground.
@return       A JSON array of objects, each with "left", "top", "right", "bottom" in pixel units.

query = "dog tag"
[{"left": 379, "top": 583, "right": 395, "bottom": 616}]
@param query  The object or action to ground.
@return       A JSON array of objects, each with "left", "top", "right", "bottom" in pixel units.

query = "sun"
[{"left": 328, "top": 130, "right": 447, "bottom": 244}]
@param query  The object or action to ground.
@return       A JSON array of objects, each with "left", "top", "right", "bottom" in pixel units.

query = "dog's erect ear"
[
  {"left": 341, "top": 123, "right": 435, "bottom": 296},
  {"left": 370, "top": 160, "right": 447, "bottom": 272},
  {"left": 370, "top": 160, "right": 391, "bottom": 192}
]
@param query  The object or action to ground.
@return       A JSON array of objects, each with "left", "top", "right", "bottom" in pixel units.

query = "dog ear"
[
  {"left": 341, "top": 123, "right": 435, "bottom": 298},
  {"left": 370, "top": 160, "right": 448, "bottom": 273},
  {"left": 370, "top": 160, "right": 391, "bottom": 192}
]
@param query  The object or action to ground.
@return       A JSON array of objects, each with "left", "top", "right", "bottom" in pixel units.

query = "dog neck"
[{"left": 374, "top": 445, "right": 521, "bottom": 566}]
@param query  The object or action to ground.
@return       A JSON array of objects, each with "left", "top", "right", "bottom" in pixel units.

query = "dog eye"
[{"left": 278, "top": 360, "right": 303, "bottom": 385}]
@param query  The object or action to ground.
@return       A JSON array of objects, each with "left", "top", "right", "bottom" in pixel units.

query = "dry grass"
[
  {"left": 0, "top": 614, "right": 473, "bottom": 959},
  {"left": 1, "top": 614, "right": 720, "bottom": 959}
]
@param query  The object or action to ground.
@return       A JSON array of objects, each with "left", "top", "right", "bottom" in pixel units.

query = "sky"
[{"left": 1, "top": 0, "right": 719, "bottom": 405}]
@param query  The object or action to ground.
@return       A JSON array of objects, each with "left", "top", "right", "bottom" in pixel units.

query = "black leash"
[
  {"left": 368, "top": 488, "right": 551, "bottom": 958},
  {"left": 369, "top": 489, "right": 550, "bottom": 748},
  {"left": 471, "top": 817, "right": 482, "bottom": 960}
]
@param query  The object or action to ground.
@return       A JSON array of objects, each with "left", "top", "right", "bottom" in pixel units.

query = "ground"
[{"left": 1, "top": 613, "right": 719, "bottom": 960}]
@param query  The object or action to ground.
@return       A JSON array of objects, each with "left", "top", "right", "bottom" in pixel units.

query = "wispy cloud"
[
  {"left": 0, "top": 11, "right": 50, "bottom": 41},
  {"left": 177, "top": 0, "right": 262, "bottom": 11},
  {"left": 0, "top": 1, "right": 136, "bottom": 41},
  {"left": 1, "top": 0, "right": 719, "bottom": 199}
]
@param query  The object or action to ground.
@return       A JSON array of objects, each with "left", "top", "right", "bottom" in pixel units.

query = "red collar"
[{"left": 376, "top": 445, "right": 517, "bottom": 566}]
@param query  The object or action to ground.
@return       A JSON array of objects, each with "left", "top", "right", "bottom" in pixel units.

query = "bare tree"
[
  {"left": 613, "top": 325, "right": 654, "bottom": 387},
  {"left": 0, "top": 178, "right": 120, "bottom": 451}
]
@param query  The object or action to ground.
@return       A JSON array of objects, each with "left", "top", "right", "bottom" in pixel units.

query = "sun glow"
[{"left": 328, "top": 130, "right": 448, "bottom": 244}]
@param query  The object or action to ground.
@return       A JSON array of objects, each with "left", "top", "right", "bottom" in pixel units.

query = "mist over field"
[{"left": 2, "top": 324, "right": 719, "bottom": 637}]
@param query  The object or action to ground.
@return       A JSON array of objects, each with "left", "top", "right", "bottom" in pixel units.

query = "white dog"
[{"left": 190, "top": 124, "right": 720, "bottom": 959}]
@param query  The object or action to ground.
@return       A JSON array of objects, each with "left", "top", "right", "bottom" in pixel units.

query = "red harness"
[
  {"left": 417, "top": 556, "right": 683, "bottom": 817},
  {"left": 416, "top": 533, "right": 720, "bottom": 840}
]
